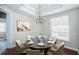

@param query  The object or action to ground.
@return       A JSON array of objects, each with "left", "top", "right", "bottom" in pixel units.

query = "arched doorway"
[
  {"left": 0, "top": 6, "right": 12, "bottom": 54},
  {"left": 0, "top": 8, "right": 7, "bottom": 54}
]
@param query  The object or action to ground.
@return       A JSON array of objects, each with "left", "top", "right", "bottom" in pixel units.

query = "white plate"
[
  {"left": 47, "top": 41, "right": 53, "bottom": 44},
  {"left": 28, "top": 42, "right": 34, "bottom": 44},
  {"left": 38, "top": 43, "right": 44, "bottom": 46}
]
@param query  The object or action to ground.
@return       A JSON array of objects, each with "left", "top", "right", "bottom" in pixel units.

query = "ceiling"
[
  {"left": 26, "top": 4, "right": 62, "bottom": 12},
  {"left": 4, "top": 4, "right": 79, "bottom": 16}
]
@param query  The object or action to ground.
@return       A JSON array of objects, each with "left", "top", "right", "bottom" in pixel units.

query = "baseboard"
[{"left": 64, "top": 46, "right": 79, "bottom": 54}]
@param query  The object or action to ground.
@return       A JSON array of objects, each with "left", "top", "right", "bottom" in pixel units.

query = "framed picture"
[{"left": 17, "top": 20, "right": 30, "bottom": 32}]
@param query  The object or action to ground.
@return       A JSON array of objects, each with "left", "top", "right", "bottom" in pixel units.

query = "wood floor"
[
  {"left": 1, "top": 47, "right": 78, "bottom": 55},
  {"left": 64, "top": 48, "right": 78, "bottom": 55}
]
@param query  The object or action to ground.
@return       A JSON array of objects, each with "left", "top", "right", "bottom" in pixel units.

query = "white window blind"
[
  {"left": 50, "top": 15, "right": 69, "bottom": 42},
  {"left": 0, "top": 23, "right": 6, "bottom": 32}
]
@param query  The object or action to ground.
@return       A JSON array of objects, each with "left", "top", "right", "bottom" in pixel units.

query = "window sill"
[{"left": 56, "top": 36, "right": 69, "bottom": 42}]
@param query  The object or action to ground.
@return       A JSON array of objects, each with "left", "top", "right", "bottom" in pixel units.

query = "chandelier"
[{"left": 34, "top": 4, "right": 45, "bottom": 23}]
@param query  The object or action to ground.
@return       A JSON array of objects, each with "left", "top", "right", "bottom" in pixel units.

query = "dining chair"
[
  {"left": 48, "top": 42, "right": 65, "bottom": 55},
  {"left": 15, "top": 40, "right": 28, "bottom": 54},
  {"left": 52, "top": 38, "right": 57, "bottom": 44},
  {"left": 48, "top": 36, "right": 57, "bottom": 44}
]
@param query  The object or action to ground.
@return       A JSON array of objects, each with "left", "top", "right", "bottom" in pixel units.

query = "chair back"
[
  {"left": 49, "top": 41, "right": 64, "bottom": 55},
  {"left": 16, "top": 40, "right": 26, "bottom": 54},
  {"left": 56, "top": 42, "right": 64, "bottom": 54},
  {"left": 53, "top": 39, "right": 57, "bottom": 44},
  {"left": 16, "top": 40, "right": 23, "bottom": 48},
  {"left": 58, "top": 42, "right": 64, "bottom": 50}
]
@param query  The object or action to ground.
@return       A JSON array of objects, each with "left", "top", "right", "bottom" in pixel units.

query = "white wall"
[
  {"left": 11, "top": 11, "right": 42, "bottom": 47},
  {"left": 0, "top": 5, "right": 42, "bottom": 48},
  {"left": 42, "top": 8, "right": 79, "bottom": 50},
  {"left": 76, "top": 9, "right": 79, "bottom": 51}
]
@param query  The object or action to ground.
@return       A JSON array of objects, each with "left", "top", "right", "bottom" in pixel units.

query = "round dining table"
[{"left": 26, "top": 42, "right": 53, "bottom": 55}]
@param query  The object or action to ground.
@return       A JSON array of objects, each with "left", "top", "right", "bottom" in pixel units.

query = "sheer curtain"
[
  {"left": 0, "top": 22, "right": 6, "bottom": 39},
  {"left": 0, "top": 23, "right": 6, "bottom": 32}
]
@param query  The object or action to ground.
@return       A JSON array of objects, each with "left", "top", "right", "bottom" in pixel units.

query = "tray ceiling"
[{"left": 4, "top": 4, "right": 79, "bottom": 16}]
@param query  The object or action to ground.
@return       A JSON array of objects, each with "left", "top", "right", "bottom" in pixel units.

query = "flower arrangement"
[{"left": 38, "top": 34, "right": 47, "bottom": 39}]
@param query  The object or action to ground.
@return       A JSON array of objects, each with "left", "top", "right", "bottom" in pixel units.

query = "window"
[
  {"left": 50, "top": 15, "right": 69, "bottom": 42},
  {"left": 0, "top": 22, "right": 6, "bottom": 38},
  {"left": 0, "top": 23, "right": 6, "bottom": 32}
]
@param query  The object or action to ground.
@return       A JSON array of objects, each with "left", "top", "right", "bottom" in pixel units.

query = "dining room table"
[{"left": 25, "top": 40, "right": 54, "bottom": 55}]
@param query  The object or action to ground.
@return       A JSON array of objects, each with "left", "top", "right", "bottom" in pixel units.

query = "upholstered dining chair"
[
  {"left": 15, "top": 40, "right": 28, "bottom": 54},
  {"left": 48, "top": 36, "right": 57, "bottom": 44},
  {"left": 48, "top": 42, "right": 65, "bottom": 55},
  {"left": 52, "top": 38, "right": 57, "bottom": 44}
]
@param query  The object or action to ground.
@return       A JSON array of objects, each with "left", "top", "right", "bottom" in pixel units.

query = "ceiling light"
[{"left": 34, "top": 4, "right": 45, "bottom": 23}]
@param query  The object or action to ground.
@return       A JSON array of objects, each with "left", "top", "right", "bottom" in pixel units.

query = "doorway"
[{"left": 0, "top": 10, "right": 7, "bottom": 54}]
